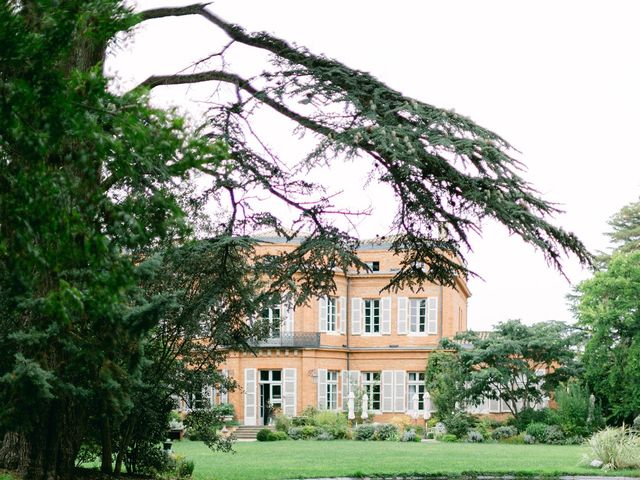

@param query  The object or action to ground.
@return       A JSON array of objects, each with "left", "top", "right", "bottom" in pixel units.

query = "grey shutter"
[
  {"left": 394, "top": 370, "right": 406, "bottom": 412},
  {"left": 381, "top": 370, "right": 394, "bottom": 412},
  {"left": 317, "top": 369, "right": 327, "bottom": 409},
  {"left": 381, "top": 297, "right": 392, "bottom": 334},
  {"left": 318, "top": 297, "right": 327, "bottom": 332},
  {"left": 341, "top": 370, "right": 349, "bottom": 410},
  {"left": 283, "top": 302, "right": 294, "bottom": 333},
  {"left": 283, "top": 368, "right": 297, "bottom": 416},
  {"left": 339, "top": 296, "right": 346, "bottom": 334},
  {"left": 349, "top": 370, "right": 360, "bottom": 392},
  {"left": 397, "top": 297, "right": 408, "bottom": 334},
  {"left": 243, "top": 368, "right": 257, "bottom": 425},
  {"left": 351, "top": 297, "right": 362, "bottom": 335},
  {"left": 427, "top": 297, "right": 438, "bottom": 334},
  {"left": 220, "top": 369, "right": 229, "bottom": 403}
]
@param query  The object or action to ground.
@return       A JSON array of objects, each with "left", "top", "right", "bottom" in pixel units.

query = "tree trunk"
[{"left": 100, "top": 417, "right": 113, "bottom": 474}]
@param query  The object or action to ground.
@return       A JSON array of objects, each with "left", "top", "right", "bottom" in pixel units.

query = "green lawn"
[{"left": 172, "top": 440, "right": 640, "bottom": 480}]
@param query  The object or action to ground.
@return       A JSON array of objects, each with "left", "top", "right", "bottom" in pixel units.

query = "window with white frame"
[
  {"left": 364, "top": 299, "right": 380, "bottom": 334},
  {"left": 326, "top": 370, "right": 338, "bottom": 410},
  {"left": 409, "top": 299, "right": 427, "bottom": 333},
  {"left": 327, "top": 297, "right": 337, "bottom": 332},
  {"left": 261, "top": 306, "right": 281, "bottom": 337},
  {"left": 362, "top": 372, "right": 381, "bottom": 410},
  {"left": 406, "top": 372, "right": 425, "bottom": 410}
]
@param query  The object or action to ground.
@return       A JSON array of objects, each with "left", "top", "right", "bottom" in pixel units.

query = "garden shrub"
[
  {"left": 414, "top": 425, "right": 426, "bottom": 437},
  {"left": 316, "top": 431, "right": 334, "bottom": 441},
  {"left": 401, "top": 429, "right": 417, "bottom": 442},
  {"left": 434, "top": 422, "right": 447, "bottom": 434},
  {"left": 544, "top": 425, "right": 565, "bottom": 444},
  {"left": 275, "top": 413, "right": 292, "bottom": 432},
  {"left": 555, "top": 383, "right": 604, "bottom": 437},
  {"left": 508, "top": 407, "right": 554, "bottom": 432},
  {"left": 287, "top": 427, "right": 304, "bottom": 440},
  {"left": 184, "top": 409, "right": 220, "bottom": 441},
  {"left": 583, "top": 426, "right": 640, "bottom": 470},
  {"left": 314, "top": 411, "right": 349, "bottom": 439},
  {"left": 523, "top": 434, "right": 535, "bottom": 444},
  {"left": 466, "top": 430, "right": 484, "bottom": 443},
  {"left": 175, "top": 455, "right": 195, "bottom": 479},
  {"left": 211, "top": 403, "right": 235, "bottom": 418},
  {"left": 269, "top": 431, "right": 288, "bottom": 441},
  {"left": 491, "top": 425, "right": 518, "bottom": 440},
  {"left": 375, "top": 423, "right": 399, "bottom": 441},
  {"left": 353, "top": 424, "right": 376, "bottom": 441},
  {"left": 526, "top": 422, "right": 548, "bottom": 443},
  {"left": 564, "top": 435, "right": 585, "bottom": 445},
  {"left": 441, "top": 434, "right": 457, "bottom": 442},
  {"left": 300, "top": 425, "right": 320, "bottom": 439},
  {"left": 292, "top": 416, "right": 315, "bottom": 427},
  {"left": 256, "top": 429, "right": 273, "bottom": 442},
  {"left": 75, "top": 442, "right": 100, "bottom": 467},
  {"left": 442, "top": 411, "right": 475, "bottom": 438}
]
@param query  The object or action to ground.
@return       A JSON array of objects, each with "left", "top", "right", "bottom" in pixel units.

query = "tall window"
[
  {"left": 261, "top": 306, "right": 281, "bottom": 337},
  {"left": 409, "top": 299, "right": 427, "bottom": 333},
  {"left": 326, "top": 370, "right": 338, "bottom": 410},
  {"left": 327, "top": 297, "right": 337, "bottom": 332},
  {"left": 362, "top": 372, "right": 381, "bottom": 410},
  {"left": 407, "top": 372, "right": 425, "bottom": 410},
  {"left": 364, "top": 299, "right": 380, "bottom": 333}
]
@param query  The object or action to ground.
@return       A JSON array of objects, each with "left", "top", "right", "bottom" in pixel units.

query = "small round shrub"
[
  {"left": 316, "top": 431, "right": 334, "bottom": 441},
  {"left": 256, "top": 428, "right": 273, "bottom": 442},
  {"left": 353, "top": 424, "right": 376, "bottom": 441},
  {"left": 275, "top": 414, "right": 292, "bottom": 432},
  {"left": 401, "top": 429, "right": 417, "bottom": 442},
  {"left": 375, "top": 423, "right": 399, "bottom": 441},
  {"left": 526, "top": 422, "right": 548, "bottom": 443},
  {"left": 287, "top": 426, "right": 303, "bottom": 440},
  {"left": 466, "top": 430, "right": 484, "bottom": 443},
  {"left": 524, "top": 434, "right": 536, "bottom": 444},
  {"left": 443, "top": 412, "right": 475, "bottom": 439},
  {"left": 544, "top": 425, "right": 565, "bottom": 444},
  {"left": 441, "top": 434, "right": 457, "bottom": 442},
  {"left": 492, "top": 425, "right": 518, "bottom": 440},
  {"left": 301, "top": 425, "right": 320, "bottom": 439}
]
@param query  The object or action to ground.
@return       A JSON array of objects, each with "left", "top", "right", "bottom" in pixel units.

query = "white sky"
[{"left": 110, "top": 0, "right": 640, "bottom": 331}]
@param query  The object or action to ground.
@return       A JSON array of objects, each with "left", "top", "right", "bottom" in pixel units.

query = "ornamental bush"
[
  {"left": 442, "top": 412, "right": 475, "bottom": 438},
  {"left": 544, "top": 425, "right": 565, "bottom": 444},
  {"left": 526, "top": 422, "right": 548, "bottom": 443},
  {"left": 441, "top": 434, "right": 458, "bottom": 442},
  {"left": 491, "top": 425, "right": 518, "bottom": 440},
  {"left": 275, "top": 413, "right": 292, "bottom": 432},
  {"left": 466, "top": 430, "right": 484, "bottom": 443},
  {"left": 353, "top": 424, "right": 376, "bottom": 441},
  {"left": 401, "top": 429, "right": 418, "bottom": 442},
  {"left": 256, "top": 429, "right": 272, "bottom": 442},
  {"left": 375, "top": 423, "right": 399, "bottom": 441},
  {"left": 583, "top": 427, "right": 640, "bottom": 470}
]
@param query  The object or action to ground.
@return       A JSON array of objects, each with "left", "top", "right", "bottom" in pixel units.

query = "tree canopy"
[
  {"left": 0, "top": 1, "right": 591, "bottom": 478},
  {"left": 441, "top": 320, "right": 581, "bottom": 417}
]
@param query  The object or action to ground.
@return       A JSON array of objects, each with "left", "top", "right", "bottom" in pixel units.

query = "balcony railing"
[{"left": 250, "top": 332, "right": 320, "bottom": 348}]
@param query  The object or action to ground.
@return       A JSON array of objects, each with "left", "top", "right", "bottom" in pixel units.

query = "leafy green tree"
[
  {"left": 607, "top": 199, "right": 640, "bottom": 255},
  {"left": 573, "top": 252, "right": 640, "bottom": 424},
  {"left": 425, "top": 351, "right": 468, "bottom": 418},
  {"left": 442, "top": 320, "right": 581, "bottom": 417},
  {"left": 0, "top": 2, "right": 592, "bottom": 478}
]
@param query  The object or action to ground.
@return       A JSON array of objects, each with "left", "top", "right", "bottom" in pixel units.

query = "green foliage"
[
  {"left": 440, "top": 434, "right": 458, "bottom": 442},
  {"left": 292, "top": 416, "right": 316, "bottom": 427},
  {"left": 313, "top": 411, "right": 349, "bottom": 439},
  {"left": 583, "top": 426, "right": 640, "bottom": 470},
  {"left": 555, "top": 383, "right": 603, "bottom": 437},
  {"left": 353, "top": 424, "right": 376, "bottom": 441},
  {"left": 507, "top": 407, "right": 557, "bottom": 432},
  {"left": 287, "top": 425, "right": 320, "bottom": 440},
  {"left": 491, "top": 426, "right": 518, "bottom": 440},
  {"left": 212, "top": 403, "right": 235, "bottom": 418},
  {"left": 274, "top": 414, "right": 292, "bottom": 433},
  {"left": 425, "top": 352, "right": 468, "bottom": 418},
  {"left": 606, "top": 199, "right": 640, "bottom": 256},
  {"left": 442, "top": 320, "right": 581, "bottom": 417},
  {"left": 374, "top": 424, "right": 399, "bottom": 441},
  {"left": 526, "top": 423, "right": 548, "bottom": 443},
  {"left": 573, "top": 251, "right": 640, "bottom": 424},
  {"left": 400, "top": 429, "right": 418, "bottom": 442},
  {"left": 499, "top": 433, "right": 526, "bottom": 445},
  {"left": 271, "top": 431, "right": 288, "bottom": 441},
  {"left": 256, "top": 429, "right": 273, "bottom": 442},
  {"left": 442, "top": 412, "right": 476, "bottom": 439},
  {"left": 543, "top": 425, "right": 565, "bottom": 445},
  {"left": 466, "top": 430, "right": 484, "bottom": 443},
  {"left": 182, "top": 409, "right": 231, "bottom": 451}
]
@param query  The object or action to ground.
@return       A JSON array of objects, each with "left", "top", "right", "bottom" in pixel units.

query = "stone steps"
[{"left": 233, "top": 425, "right": 274, "bottom": 440}]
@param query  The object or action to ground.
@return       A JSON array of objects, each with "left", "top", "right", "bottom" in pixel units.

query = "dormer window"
[{"left": 365, "top": 261, "right": 380, "bottom": 272}]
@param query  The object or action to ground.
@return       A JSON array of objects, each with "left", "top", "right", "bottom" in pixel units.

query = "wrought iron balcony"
[{"left": 250, "top": 332, "right": 321, "bottom": 348}]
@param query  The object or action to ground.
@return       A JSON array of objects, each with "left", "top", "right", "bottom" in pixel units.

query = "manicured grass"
[{"left": 172, "top": 440, "right": 640, "bottom": 480}]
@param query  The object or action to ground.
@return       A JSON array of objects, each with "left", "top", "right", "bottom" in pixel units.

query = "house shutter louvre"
[
  {"left": 283, "top": 368, "right": 297, "bottom": 416},
  {"left": 341, "top": 370, "right": 349, "bottom": 411},
  {"left": 351, "top": 298, "right": 362, "bottom": 335},
  {"left": 381, "top": 297, "right": 392, "bottom": 335},
  {"left": 339, "top": 296, "right": 346, "bottom": 334},
  {"left": 243, "top": 368, "right": 257, "bottom": 426},
  {"left": 381, "top": 371, "right": 394, "bottom": 412},
  {"left": 394, "top": 370, "right": 406, "bottom": 412},
  {"left": 427, "top": 297, "right": 438, "bottom": 334},
  {"left": 349, "top": 370, "right": 360, "bottom": 392},
  {"left": 283, "top": 301, "right": 295, "bottom": 333},
  {"left": 397, "top": 297, "right": 408, "bottom": 334},
  {"left": 220, "top": 369, "right": 229, "bottom": 404},
  {"left": 317, "top": 369, "right": 327, "bottom": 410},
  {"left": 318, "top": 297, "right": 328, "bottom": 333}
]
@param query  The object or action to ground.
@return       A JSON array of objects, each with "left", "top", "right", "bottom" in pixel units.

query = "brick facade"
[{"left": 216, "top": 237, "right": 471, "bottom": 425}]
